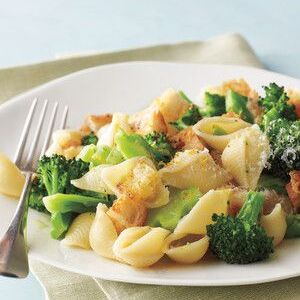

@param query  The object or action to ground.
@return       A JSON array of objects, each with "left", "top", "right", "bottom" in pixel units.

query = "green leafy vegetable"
[
  {"left": 257, "top": 174, "right": 287, "bottom": 194},
  {"left": 43, "top": 193, "right": 112, "bottom": 214},
  {"left": 200, "top": 92, "right": 226, "bottom": 117},
  {"left": 212, "top": 125, "right": 228, "bottom": 136},
  {"left": 81, "top": 132, "right": 98, "bottom": 146},
  {"left": 50, "top": 212, "right": 74, "bottom": 239},
  {"left": 259, "top": 83, "right": 296, "bottom": 128},
  {"left": 147, "top": 187, "right": 202, "bottom": 231},
  {"left": 170, "top": 104, "right": 202, "bottom": 130},
  {"left": 225, "top": 90, "right": 254, "bottom": 123},
  {"left": 178, "top": 90, "right": 192, "bottom": 103},
  {"left": 285, "top": 214, "right": 300, "bottom": 238},
  {"left": 264, "top": 119, "right": 300, "bottom": 179},
  {"left": 37, "top": 154, "right": 90, "bottom": 196},
  {"left": 115, "top": 129, "right": 175, "bottom": 164},
  {"left": 207, "top": 191, "right": 274, "bottom": 264},
  {"left": 28, "top": 177, "right": 48, "bottom": 213},
  {"left": 144, "top": 131, "right": 175, "bottom": 163}
]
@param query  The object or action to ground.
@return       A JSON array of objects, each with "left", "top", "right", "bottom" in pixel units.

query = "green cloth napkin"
[{"left": 1, "top": 33, "right": 299, "bottom": 300}]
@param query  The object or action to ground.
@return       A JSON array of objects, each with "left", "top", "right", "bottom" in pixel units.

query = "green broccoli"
[
  {"left": 43, "top": 193, "right": 112, "bottom": 214},
  {"left": 115, "top": 129, "right": 175, "bottom": 164},
  {"left": 77, "top": 144, "right": 124, "bottom": 167},
  {"left": 200, "top": 92, "right": 226, "bottom": 117},
  {"left": 207, "top": 191, "right": 274, "bottom": 264},
  {"left": 257, "top": 174, "right": 287, "bottom": 195},
  {"left": 50, "top": 212, "right": 74, "bottom": 239},
  {"left": 178, "top": 90, "right": 193, "bottom": 103},
  {"left": 81, "top": 132, "right": 98, "bottom": 146},
  {"left": 170, "top": 104, "right": 202, "bottom": 130},
  {"left": 259, "top": 83, "right": 296, "bottom": 128},
  {"left": 147, "top": 187, "right": 202, "bottom": 231},
  {"left": 225, "top": 90, "right": 254, "bottom": 123},
  {"left": 144, "top": 132, "right": 175, "bottom": 163},
  {"left": 264, "top": 118, "right": 300, "bottom": 179},
  {"left": 285, "top": 214, "right": 300, "bottom": 238},
  {"left": 28, "top": 177, "right": 48, "bottom": 213},
  {"left": 44, "top": 193, "right": 113, "bottom": 239}
]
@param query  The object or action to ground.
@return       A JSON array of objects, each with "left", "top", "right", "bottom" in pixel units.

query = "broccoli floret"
[
  {"left": 144, "top": 132, "right": 175, "bottom": 163},
  {"left": 225, "top": 90, "right": 254, "bottom": 123},
  {"left": 264, "top": 119, "right": 300, "bottom": 179},
  {"left": 259, "top": 83, "right": 296, "bottom": 128},
  {"left": 207, "top": 191, "right": 274, "bottom": 264},
  {"left": 285, "top": 214, "right": 300, "bottom": 238},
  {"left": 200, "top": 92, "right": 226, "bottom": 117},
  {"left": 115, "top": 129, "right": 175, "bottom": 164},
  {"left": 37, "top": 154, "right": 89, "bottom": 195},
  {"left": 28, "top": 177, "right": 48, "bottom": 213},
  {"left": 257, "top": 174, "right": 287, "bottom": 195},
  {"left": 147, "top": 187, "right": 202, "bottom": 231},
  {"left": 81, "top": 132, "right": 98, "bottom": 146},
  {"left": 170, "top": 104, "right": 202, "bottom": 130}
]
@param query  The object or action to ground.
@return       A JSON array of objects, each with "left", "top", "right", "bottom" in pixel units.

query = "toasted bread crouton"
[
  {"left": 170, "top": 127, "right": 205, "bottom": 151},
  {"left": 81, "top": 114, "right": 113, "bottom": 133},
  {"left": 129, "top": 104, "right": 167, "bottom": 135},
  {"left": 107, "top": 196, "right": 147, "bottom": 233}
]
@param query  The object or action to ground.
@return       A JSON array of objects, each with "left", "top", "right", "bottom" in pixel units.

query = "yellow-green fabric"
[{"left": 2, "top": 33, "right": 299, "bottom": 300}]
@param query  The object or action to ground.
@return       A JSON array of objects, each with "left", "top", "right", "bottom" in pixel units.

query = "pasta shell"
[
  {"left": 261, "top": 203, "right": 287, "bottom": 246},
  {"left": 174, "top": 189, "right": 231, "bottom": 235},
  {"left": 0, "top": 152, "right": 24, "bottom": 198},
  {"left": 89, "top": 204, "right": 118, "bottom": 259},
  {"left": 102, "top": 157, "right": 169, "bottom": 208},
  {"left": 62, "top": 212, "right": 95, "bottom": 249},
  {"left": 113, "top": 226, "right": 170, "bottom": 267},
  {"left": 97, "top": 113, "right": 132, "bottom": 147},
  {"left": 71, "top": 164, "right": 113, "bottom": 194},
  {"left": 222, "top": 125, "right": 270, "bottom": 189},
  {"left": 164, "top": 233, "right": 209, "bottom": 264},
  {"left": 159, "top": 149, "right": 232, "bottom": 192},
  {"left": 193, "top": 116, "right": 251, "bottom": 151}
]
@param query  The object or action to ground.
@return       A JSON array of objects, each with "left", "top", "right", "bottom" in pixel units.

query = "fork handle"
[{"left": 0, "top": 172, "right": 32, "bottom": 278}]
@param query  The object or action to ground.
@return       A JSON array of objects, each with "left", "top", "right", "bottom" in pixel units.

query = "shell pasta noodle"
[
  {"left": 159, "top": 149, "right": 232, "bottom": 192},
  {"left": 221, "top": 125, "right": 270, "bottom": 189},
  {"left": 174, "top": 189, "right": 231, "bottom": 235},
  {"left": 62, "top": 212, "right": 95, "bottom": 249},
  {"left": 164, "top": 234, "right": 209, "bottom": 264},
  {"left": 261, "top": 203, "right": 287, "bottom": 246},
  {"left": 113, "top": 226, "right": 170, "bottom": 267},
  {"left": 193, "top": 116, "right": 251, "bottom": 151},
  {"left": 1, "top": 77, "right": 297, "bottom": 269},
  {"left": 89, "top": 204, "right": 118, "bottom": 259}
]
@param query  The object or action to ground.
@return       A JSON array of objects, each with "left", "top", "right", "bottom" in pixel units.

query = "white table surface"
[{"left": 1, "top": 0, "right": 300, "bottom": 299}]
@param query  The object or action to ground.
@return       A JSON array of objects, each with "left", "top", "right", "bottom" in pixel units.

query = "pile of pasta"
[{"left": 47, "top": 79, "right": 289, "bottom": 268}]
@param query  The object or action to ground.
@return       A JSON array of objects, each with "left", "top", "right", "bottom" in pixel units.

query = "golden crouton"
[{"left": 107, "top": 196, "right": 147, "bottom": 233}]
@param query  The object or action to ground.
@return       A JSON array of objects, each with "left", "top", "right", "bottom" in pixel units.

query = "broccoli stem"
[
  {"left": 238, "top": 191, "right": 264, "bottom": 226},
  {"left": 51, "top": 212, "right": 74, "bottom": 239},
  {"left": 43, "top": 193, "right": 111, "bottom": 214}
]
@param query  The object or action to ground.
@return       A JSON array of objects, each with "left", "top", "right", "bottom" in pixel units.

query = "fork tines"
[{"left": 14, "top": 99, "right": 68, "bottom": 172}]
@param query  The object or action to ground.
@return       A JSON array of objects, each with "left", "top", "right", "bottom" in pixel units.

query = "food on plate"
[{"left": 1, "top": 78, "right": 300, "bottom": 268}]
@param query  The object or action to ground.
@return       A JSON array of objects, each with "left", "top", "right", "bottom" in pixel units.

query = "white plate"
[{"left": 0, "top": 62, "right": 300, "bottom": 286}]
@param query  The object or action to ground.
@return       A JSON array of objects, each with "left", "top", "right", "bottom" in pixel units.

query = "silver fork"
[{"left": 0, "top": 99, "right": 68, "bottom": 278}]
